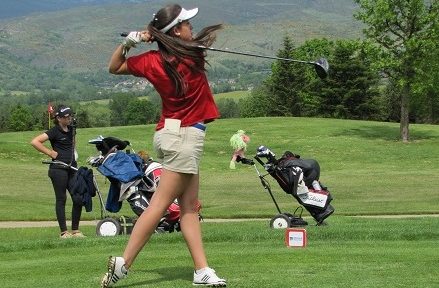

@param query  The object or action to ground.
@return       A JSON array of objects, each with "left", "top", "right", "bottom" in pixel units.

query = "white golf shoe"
[
  {"left": 193, "top": 267, "right": 226, "bottom": 286},
  {"left": 100, "top": 256, "right": 128, "bottom": 287}
]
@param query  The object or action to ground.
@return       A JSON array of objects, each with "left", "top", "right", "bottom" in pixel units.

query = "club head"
[
  {"left": 256, "top": 145, "right": 276, "bottom": 163},
  {"left": 314, "top": 58, "right": 329, "bottom": 79}
]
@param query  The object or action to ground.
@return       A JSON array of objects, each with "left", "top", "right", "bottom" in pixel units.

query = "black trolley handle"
[
  {"left": 236, "top": 155, "right": 283, "bottom": 214},
  {"left": 252, "top": 157, "right": 283, "bottom": 215}
]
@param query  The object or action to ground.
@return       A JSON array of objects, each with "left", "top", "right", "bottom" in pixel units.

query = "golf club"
[
  {"left": 199, "top": 46, "right": 329, "bottom": 79},
  {"left": 120, "top": 32, "right": 329, "bottom": 79}
]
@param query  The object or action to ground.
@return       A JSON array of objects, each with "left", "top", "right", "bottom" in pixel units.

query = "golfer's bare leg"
[
  {"left": 122, "top": 169, "right": 186, "bottom": 268},
  {"left": 178, "top": 173, "right": 208, "bottom": 270}
]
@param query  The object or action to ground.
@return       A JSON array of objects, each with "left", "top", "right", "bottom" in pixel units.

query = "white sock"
[{"left": 195, "top": 267, "right": 209, "bottom": 274}]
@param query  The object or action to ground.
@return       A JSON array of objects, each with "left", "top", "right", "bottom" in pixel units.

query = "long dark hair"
[{"left": 147, "top": 4, "right": 223, "bottom": 96}]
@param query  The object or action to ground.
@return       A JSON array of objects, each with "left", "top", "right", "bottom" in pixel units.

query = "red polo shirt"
[{"left": 127, "top": 51, "right": 219, "bottom": 130}]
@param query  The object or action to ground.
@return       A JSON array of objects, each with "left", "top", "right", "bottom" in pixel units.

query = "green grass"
[
  {"left": 80, "top": 98, "right": 111, "bottom": 105},
  {"left": 0, "top": 217, "right": 438, "bottom": 287},
  {"left": 1, "top": 117, "right": 439, "bottom": 221},
  {"left": 214, "top": 90, "right": 250, "bottom": 101},
  {"left": 1, "top": 117, "right": 439, "bottom": 287}
]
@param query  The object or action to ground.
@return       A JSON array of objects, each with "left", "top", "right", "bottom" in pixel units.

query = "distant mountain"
[
  {"left": 0, "top": 0, "right": 361, "bottom": 69},
  {"left": 0, "top": 0, "right": 126, "bottom": 19},
  {"left": 0, "top": 0, "right": 362, "bottom": 98}
]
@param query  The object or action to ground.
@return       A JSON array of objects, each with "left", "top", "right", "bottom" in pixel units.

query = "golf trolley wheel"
[
  {"left": 269, "top": 214, "right": 291, "bottom": 229},
  {"left": 96, "top": 217, "right": 121, "bottom": 237}
]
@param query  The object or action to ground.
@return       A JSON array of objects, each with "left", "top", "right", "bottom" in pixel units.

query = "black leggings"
[{"left": 48, "top": 168, "right": 82, "bottom": 232}]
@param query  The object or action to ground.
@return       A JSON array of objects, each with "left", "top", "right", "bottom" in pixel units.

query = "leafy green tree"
[
  {"left": 319, "top": 39, "right": 382, "bottom": 120},
  {"left": 239, "top": 85, "right": 272, "bottom": 118},
  {"left": 74, "top": 109, "right": 91, "bottom": 128},
  {"left": 8, "top": 105, "right": 34, "bottom": 131},
  {"left": 292, "top": 38, "right": 333, "bottom": 116},
  {"left": 265, "top": 35, "right": 305, "bottom": 116},
  {"left": 108, "top": 93, "right": 137, "bottom": 126},
  {"left": 411, "top": 35, "right": 439, "bottom": 124},
  {"left": 381, "top": 79, "right": 401, "bottom": 122},
  {"left": 0, "top": 100, "right": 13, "bottom": 131},
  {"left": 125, "top": 99, "right": 158, "bottom": 125},
  {"left": 216, "top": 98, "right": 240, "bottom": 119},
  {"left": 354, "top": 0, "right": 439, "bottom": 141},
  {"left": 81, "top": 102, "right": 111, "bottom": 128}
]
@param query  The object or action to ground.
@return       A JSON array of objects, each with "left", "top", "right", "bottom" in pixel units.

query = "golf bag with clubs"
[
  {"left": 253, "top": 145, "right": 334, "bottom": 225},
  {"left": 88, "top": 136, "right": 199, "bottom": 235}
]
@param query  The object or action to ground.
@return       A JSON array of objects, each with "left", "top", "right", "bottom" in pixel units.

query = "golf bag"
[
  {"left": 255, "top": 146, "right": 334, "bottom": 224},
  {"left": 88, "top": 136, "right": 197, "bottom": 233}
]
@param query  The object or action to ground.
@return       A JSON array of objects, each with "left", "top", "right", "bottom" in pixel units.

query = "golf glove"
[
  {"left": 122, "top": 31, "right": 142, "bottom": 48},
  {"left": 122, "top": 31, "right": 142, "bottom": 56}
]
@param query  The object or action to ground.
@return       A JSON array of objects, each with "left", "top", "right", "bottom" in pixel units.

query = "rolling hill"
[
  {"left": 0, "top": 0, "right": 362, "bottom": 99},
  {"left": 0, "top": 0, "right": 125, "bottom": 19}
]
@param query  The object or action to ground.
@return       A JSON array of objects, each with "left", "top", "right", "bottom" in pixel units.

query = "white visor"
[{"left": 160, "top": 7, "right": 198, "bottom": 33}]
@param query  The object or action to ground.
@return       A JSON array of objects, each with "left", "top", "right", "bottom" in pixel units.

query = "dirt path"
[
  {"left": 0, "top": 218, "right": 268, "bottom": 229},
  {"left": 1, "top": 214, "right": 438, "bottom": 229}
]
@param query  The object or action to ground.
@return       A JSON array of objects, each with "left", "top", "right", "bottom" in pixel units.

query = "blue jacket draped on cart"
[
  {"left": 97, "top": 151, "right": 144, "bottom": 213},
  {"left": 71, "top": 167, "right": 96, "bottom": 212}
]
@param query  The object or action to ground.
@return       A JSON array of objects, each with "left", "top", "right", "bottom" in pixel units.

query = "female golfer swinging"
[{"left": 100, "top": 3, "right": 226, "bottom": 287}]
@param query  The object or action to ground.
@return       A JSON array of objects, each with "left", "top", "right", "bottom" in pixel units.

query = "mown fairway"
[
  {"left": 0, "top": 218, "right": 438, "bottom": 287},
  {"left": 0, "top": 117, "right": 438, "bottom": 287},
  {"left": 1, "top": 117, "right": 438, "bottom": 220}
]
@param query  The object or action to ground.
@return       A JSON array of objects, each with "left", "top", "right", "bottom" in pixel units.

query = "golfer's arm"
[
  {"left": 31, "top": 133, "right": 56, "bottom": 158},
  {"left": 109, "top": 45, "right": 130, "bottom": 75}
]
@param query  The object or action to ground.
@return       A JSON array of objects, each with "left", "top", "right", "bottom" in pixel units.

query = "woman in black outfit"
[{"left": 31, "top": 105, "right": 84, "bottom": 238}]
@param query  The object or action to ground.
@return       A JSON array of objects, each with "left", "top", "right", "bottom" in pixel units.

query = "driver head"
[{"left": 314, "top": 58, "right": 329, "bottom": 79}]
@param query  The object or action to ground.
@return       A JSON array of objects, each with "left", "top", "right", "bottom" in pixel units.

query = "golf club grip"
[{"left": 120, "top": 32, "right": 128, "bottom": 37}]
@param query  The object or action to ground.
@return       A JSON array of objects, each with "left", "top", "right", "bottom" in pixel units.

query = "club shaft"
[
  {"left": 119, "top": 33, "right": 314, "bottom": 65},
  {"left": 119, "top": 33, "right": 321, "bottom": 68},
  {"left": 200, "top": 46, "right": 314, "bottom": 65}
]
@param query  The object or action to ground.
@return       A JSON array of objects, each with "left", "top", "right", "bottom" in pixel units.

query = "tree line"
[
  {"left": 240, "top": 0, "right": 438, "bottom": 141},
  {"left": 1, "top": 0, "right": 437, "bottom": 142}
]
